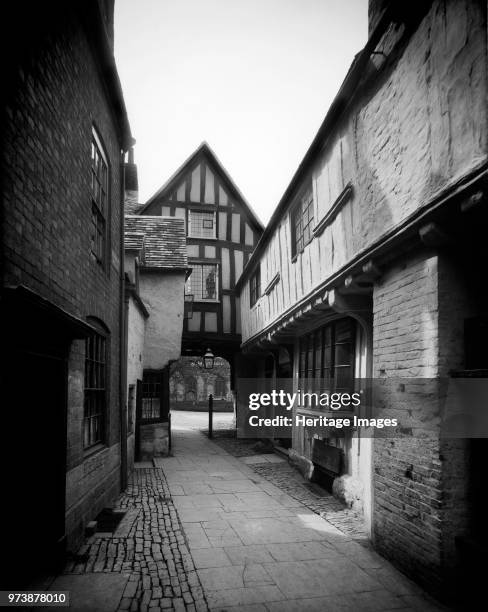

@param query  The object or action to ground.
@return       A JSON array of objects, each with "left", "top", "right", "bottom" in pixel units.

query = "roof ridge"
[{"left": 137, "top": 143, "right": 263, "bottom": 230}]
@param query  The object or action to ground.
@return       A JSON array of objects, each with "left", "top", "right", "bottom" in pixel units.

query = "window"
[
  {"left": 142, "top": 372, "right": 161, "bottom": 420},
  {"left": 188, "top": 210, "right": 216, "bottom": 239},
  {"left": 84, "top": 332, "right": 106, "bottom": 448},
  {"left": 184, "top": 376, "right": 197, "bottom": 402},
  {"left": 291, "top": 188, "right": 314, "bottom": 258},
  {"left": 186, "top": 263, "right": 218, "bottom": 301},
  {"left": 298, "top": 318, "right": 355, "bottom": 407},
  {"left": 250, "top": 265, "right": 261, "bottom": 307},
  {"left": 90, "top": 128, "right": 108, "bottom": 264},
  {"left": 214, "top": 376, "right": 226, "bottom": 399}
]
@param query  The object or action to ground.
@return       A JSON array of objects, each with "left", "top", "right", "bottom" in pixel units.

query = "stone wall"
[
  {"left": 170, "top": 356, "right": 232, "bottom": 403},
  {"left": 139, "top": 423, "right": 170, "bottom": 462}
]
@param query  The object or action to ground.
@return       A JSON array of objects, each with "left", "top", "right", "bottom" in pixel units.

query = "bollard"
[
  {"left": 208, "top": 393, "right": 213, "bottom": 439},
  {"left": 168, "top": 411, "right": 172, "bottom": 452}
]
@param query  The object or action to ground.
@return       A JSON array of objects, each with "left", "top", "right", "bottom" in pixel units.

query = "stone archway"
[{"left": 169, "top": 355, "right": 233, "bottom": 413}]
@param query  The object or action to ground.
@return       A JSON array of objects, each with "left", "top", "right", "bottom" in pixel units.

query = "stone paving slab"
[
  {"left": 56, "top": 411, "right": 446, "bottom": 612},
  {"left": 47, "top": 572, "right": 130, "bottom": 612},
  {"left": 164, "top": 412, "right": 447, "bottom": 612}
]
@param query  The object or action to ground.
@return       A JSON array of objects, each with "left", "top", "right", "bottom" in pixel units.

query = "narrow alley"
[{"left": 52, "top": 413, "right": 446, "bottom": 612}]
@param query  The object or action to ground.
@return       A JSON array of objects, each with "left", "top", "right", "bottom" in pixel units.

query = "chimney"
[
  {"left": 368, "top": 0, "right": 431, "bottom": 36},
  {"left": 100, "top": 0, "right": 115, "bottom": 51},
  {"left": 124, "top": 147, "right": 140, "bottom": 214},
  {"left": 368, "top": 0, "right": 389, "bottom": 35}
]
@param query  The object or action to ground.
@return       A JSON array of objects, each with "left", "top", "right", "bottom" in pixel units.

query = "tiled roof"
[
  {"left": 125, "top": 216, "right": 188, "bottom": 270},
  {"left": 125, "top": 232, "right": 145, "bottom": 250},
  {"left": 125, "top": 201, "right": 145, "bottom": 214}
]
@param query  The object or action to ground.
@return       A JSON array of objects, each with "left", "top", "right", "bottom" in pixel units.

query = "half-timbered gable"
[{"left": 138, "top": 142, "right": 263, "bottom": 360}]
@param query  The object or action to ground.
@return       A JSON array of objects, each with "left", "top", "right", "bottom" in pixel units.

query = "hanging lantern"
[{"left": 203, "top": 347, "right": 215, "bottom": 370}]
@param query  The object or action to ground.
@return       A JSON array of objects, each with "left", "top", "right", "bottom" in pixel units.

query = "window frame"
[
  {"left": 249, "top": 265, "right": 261, "bottom": 308},
  {"left": 141, "top": 371, "right": 162, "bottom": 423},
  {"left": 298, "top": 318, "right": 356, "bottom": 410},
  {"left": 188, "top": 209, "right": 217, "bottom": 239},
  {"left": 186, "top": 262, "right": 219, "bottom": 302},
  {"left": 83, "top": 329, "right": 108, "bottom": 449},
  {"left": 214, "top": 376, "right": 226, "bottom": 399},
  {"left": 90, "top": 127, "right": 109, "bottom": 266},
  {"left": 291, "top": 187, "right": 314, "bottom": 260}
]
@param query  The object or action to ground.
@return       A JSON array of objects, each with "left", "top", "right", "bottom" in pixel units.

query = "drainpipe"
[{"left": 119, "top": 149, "right": 129, "bottom": 491}]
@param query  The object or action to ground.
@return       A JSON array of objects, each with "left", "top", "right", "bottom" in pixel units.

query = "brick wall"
[
  {"left": 372, "top": 248, "right": 482, "bottom": 596},
  {"left": 372, "top": 252, "right": 444, "bottom": 590},
  {"left": 2, "top": 6, "right": 125, "bottom": 549},
  {"left": 437, "top": 251, "right": 481, "bottom": 582}
]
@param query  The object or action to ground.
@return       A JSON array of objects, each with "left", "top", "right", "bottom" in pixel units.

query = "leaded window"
[
  {"left": 250, "top": 265, "right": 261, "bottom": 307},
  {"left": 188, "top": 210, "right": 216, "bottom": 239},
  {"left": 298, "top": 318, "right": 355, "bottom": 406},
  {"left": 142, "top": 372, "right": 161, "bottom": 420},
  {"left": 291, "top": 188, "right": 314, "bottom": 258},
  {"left": 186, "top": 264, "right": 218, "bottom": 301}
]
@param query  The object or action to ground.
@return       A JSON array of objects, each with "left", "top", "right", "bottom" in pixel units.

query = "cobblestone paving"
[
  {"left": 251, "top": 462, "right": 368, "bottom": 540},
  {"left": 65, "top": 468, "right": 208, "bottom": 611},
  {"left": 59, "top": 412, "right": 446, "bottom": 611},
  {"left": 211, "top": 430, "right": 367, "bottom": 540}
]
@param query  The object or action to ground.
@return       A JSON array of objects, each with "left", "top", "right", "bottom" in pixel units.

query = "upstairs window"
[
  {"left": 291, "top": 187, "right": 314, "bottom": 258},
  {"left": 249, "top": 265, "right": 261, "bottom": 307},
  {"left": 186, "top": 263, "right": 218, "bottom": 301},
  {"left": 90, "top": 128, "right": 108, "bottom": 264},
  {"left": 84, "top": 331, "right": 107, "bottom": 448},
  {"left": 188, "top": 210, "right": 216, "bottom": 239}
]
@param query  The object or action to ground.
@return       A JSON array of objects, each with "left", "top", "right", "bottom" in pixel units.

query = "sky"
[{"left": 114, "top": 0, "right": 368, "bottom": 225}]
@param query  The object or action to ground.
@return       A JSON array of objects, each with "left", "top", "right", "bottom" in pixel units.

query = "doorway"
[{"left": 4, "top": 349, "right": 67, "bottom": 587}]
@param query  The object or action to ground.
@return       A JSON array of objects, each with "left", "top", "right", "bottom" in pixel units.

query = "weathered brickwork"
[
  {"left": 436, "top": 251, "right": 483, "bottom": 583},
  {"left": 2, "top": 4, "right": 127, "bottom": 550},
  {"left": 372, "top": 252, "right": 444, "bottom": 590},
  {"left": 371, "top": 248, "right": 484, "bottom": 596}
]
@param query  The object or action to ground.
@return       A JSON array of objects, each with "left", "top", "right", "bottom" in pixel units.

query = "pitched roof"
[
  {"left": 236, "top": 8, "right": 399, "bottom": 291},
  {"left": 125, "top": 216, "right": 188, "bottom": 270},
  {"left": 125, "top": 201, "right": 145, "bottom": 215},
  {"left": 138, "top": 142, "right": 264, "bottom": 231}
]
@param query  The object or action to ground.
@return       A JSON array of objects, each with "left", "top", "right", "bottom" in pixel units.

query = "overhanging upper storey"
[{"left": 238, "top": 0, "right": 488, "bottom": 352}]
